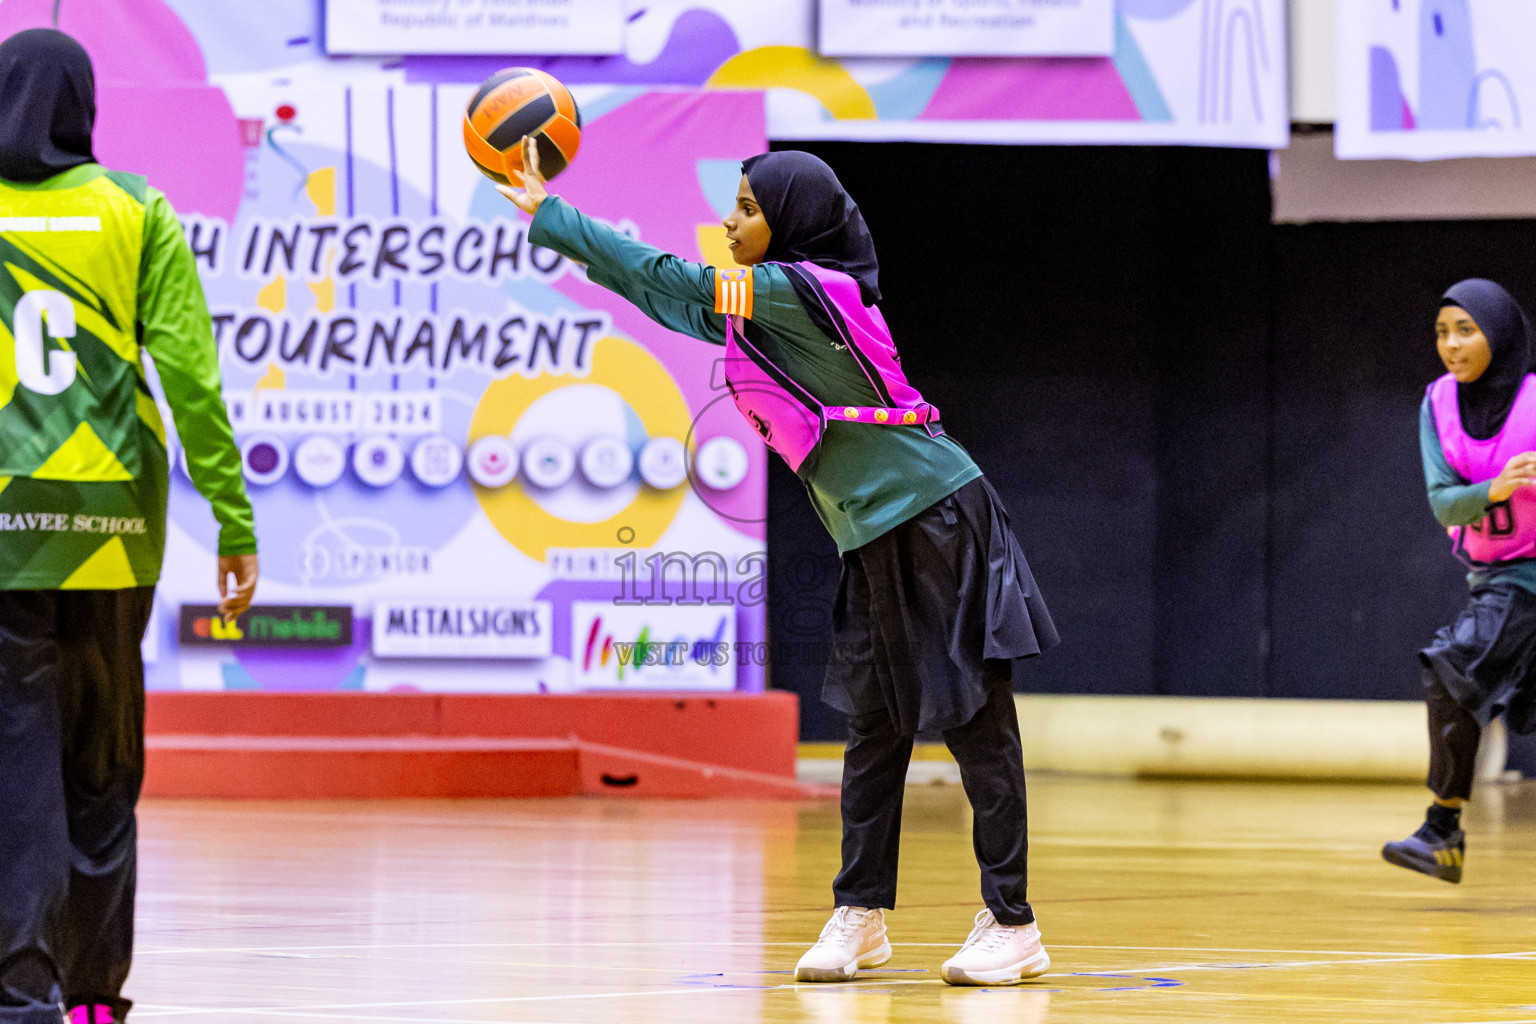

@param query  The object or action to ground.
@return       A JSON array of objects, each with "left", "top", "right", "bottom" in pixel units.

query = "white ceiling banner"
[
  {"left": 1337, "top": 0, "right": 1536, "bottom": 160},
  {"left": 818, "top": 0, "right": 1116, "bottom": 58},
  {"left": 325, "top": 0, "right": 626, "bottom": 55},
  {"left": 390, "top": 0, "right": 1290, "bottom": 149}
]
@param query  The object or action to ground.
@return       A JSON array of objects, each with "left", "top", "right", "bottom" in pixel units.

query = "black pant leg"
[
  {"left": 0, "top": 591, "right": 70, "bottom": 1024},
  {"left": 1426, "top": 668, "right": 1481, "bottom": 802},
  {"left": 832, "top": 709, "right": 914, "bottom": 910},
  {"left": 55, "top": 588, "right": 153, "bottom": 1021},
  {"left": 941, "top": 660, "right": 1034, "bottom": 927}
]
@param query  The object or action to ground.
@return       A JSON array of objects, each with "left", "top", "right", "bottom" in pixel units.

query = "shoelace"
[
  {"left": 961, "top": 910, "right": 1019, "bottom": 953},
  {"left": 818, "top": 906, "right": 874, "bottom": 944}
]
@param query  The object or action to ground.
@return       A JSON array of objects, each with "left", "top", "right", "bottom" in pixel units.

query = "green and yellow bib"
[
  {"left": 0, "top": 170, "right": 165, "bottom": 482},
  {"left": 0, "top": 170, "right": 174, "bottom": 590}
]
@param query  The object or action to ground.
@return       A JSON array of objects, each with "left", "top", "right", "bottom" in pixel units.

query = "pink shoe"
[{"left": 67, "top": 1005, "right": 116, "bottom": 1024}]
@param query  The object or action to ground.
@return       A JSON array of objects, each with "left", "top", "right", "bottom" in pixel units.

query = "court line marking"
[
  {"left": 1083, "top": 951, "right": 1536, "bottom": 974},
  {"left": 132, "top": 940, "right": 1536, "bottom": 959},
  {"left": 126, "top": 978, "right": 976, "bottom": 1019},
  {"left": 124, "top": 950, "right": 1536, "bottom": 1019}
]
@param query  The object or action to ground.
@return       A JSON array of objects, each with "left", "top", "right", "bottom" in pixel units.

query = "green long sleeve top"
[
  {"left": 529, "top": 196, "right": 980, "bottom": 553},
  {"left": 0, "top": 164, "right": 253, "bottom": 589},
  {"left": 1420, "top": 395, "right": 1536, "bottom": 594}
]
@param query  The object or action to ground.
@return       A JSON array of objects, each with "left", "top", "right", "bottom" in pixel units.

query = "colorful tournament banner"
[
  {"left": 0, "top": 0, "right": 772, "bottom": 694},
  {"left": 818, "top": 0, "right": 1115, "bottom": 58},
  {"left": 1337, "top": 0, "right": 1536, "bottom": 160},
  {"left": 147, "top": 82, "right": 769, "bottom": 694},
  {"left": 325, "top": 0, "right": 626, "bottom": 56}
]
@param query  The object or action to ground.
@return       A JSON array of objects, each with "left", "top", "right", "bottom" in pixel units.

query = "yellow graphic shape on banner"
[
  {"left": 306, "top": 166, "right": 337, "bottom": 216},
  {"left": 696, "top": 226, "right": 746, "bottom": 270},
  {"left": 32, "top": 422, "right": 132, "bottom": 481},
  {"left": 469, "top": 337, "right": 691, "bottom": 562},
  {"left": 306, "top": 167, "right": 337, "bottom": 312},
  {"left": 254, "top": 363, "right": 286, "bottom": 390},
  {"left": 707, "top": 47, "right": 877, "bottom": 120},
  {"left": 61, "top": 536, "right": 135, "bottom": 589},
  {"left": 257, "top": 275, "right": 286, "bottom": 312}
]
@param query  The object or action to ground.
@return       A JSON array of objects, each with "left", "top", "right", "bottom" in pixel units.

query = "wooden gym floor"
[{"left": 127, "top": 776, "right": 1536, "bottom": 1023}]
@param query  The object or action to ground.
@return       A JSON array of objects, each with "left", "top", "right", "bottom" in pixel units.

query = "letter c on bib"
[{"left": 14, "top": 290, "right": 78, "bottom": 396}]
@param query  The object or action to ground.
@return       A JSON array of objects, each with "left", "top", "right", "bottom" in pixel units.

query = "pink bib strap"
[{"left": 831, "top": 404, "right": 940, "bottom": 426}]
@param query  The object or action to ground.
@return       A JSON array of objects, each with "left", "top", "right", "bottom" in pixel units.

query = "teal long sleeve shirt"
[
  {"left": 529, "top": 196, "right": 980, "bottom": 553},
  {"left": 1420, "top": 395, "right": 1536, "bottom": 594}
]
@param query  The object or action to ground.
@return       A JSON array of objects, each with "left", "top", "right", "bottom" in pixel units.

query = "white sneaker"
[
  {"left": 940, "top": 909, "right": 1050, "bottom": 986},
  {"left": 794, "top": 906, "right": 891, "bottom": 982}
]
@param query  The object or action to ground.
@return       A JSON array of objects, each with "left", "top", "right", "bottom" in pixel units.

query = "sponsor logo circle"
[
  {"left": 638, "top": 437, "right": 688, "bottom": 490},
  {"left": 695, "top": 436, "right": 749, "bottom": 491},
  {"left": 352, "top": 435, "right": 405, "bottom": 488},
  {"left": 410, "top": 434, "right": 463, "bottom": 488},
  {"left": 240, "top": 434, "right": 289, "bottom": 486},
  {"left": 467, "top": 435, "right": 519, "bottom": 488},
  {"left": 579, "top": 435, "right": 634, "bottom": 489},
  {"left": 521, "top": 437, "right": 576, "bottom": 489},
  {"left": 292, "top": 435, "right": 347, "bottom": 488}
]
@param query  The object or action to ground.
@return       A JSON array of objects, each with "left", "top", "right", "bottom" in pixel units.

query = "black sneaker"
[{"left": 1382, "top": 822, "right": 1465, "bottom": 883}]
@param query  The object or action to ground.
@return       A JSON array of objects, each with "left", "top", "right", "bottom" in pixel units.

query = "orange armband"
[{"left": 714, "top": 267, "right": 753, "bottom": 319}]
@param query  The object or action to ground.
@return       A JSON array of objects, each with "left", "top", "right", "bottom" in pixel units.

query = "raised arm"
[
  {"left": 502, "top": 137, "right": 747, "bottom": 344},
  {"left": 529, "top": 196, "right": 726, "bottom": 343}
]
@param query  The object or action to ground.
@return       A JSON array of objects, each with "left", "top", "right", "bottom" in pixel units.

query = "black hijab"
[
  {"left": 1441, "top": 279, "right": 1534, "bottom": 440},
  {"left": 742, "top": 151, "right": 881, "bottom": 306},
  {"left": 0, "top": 29, "right": 96, "bottom": 184}
]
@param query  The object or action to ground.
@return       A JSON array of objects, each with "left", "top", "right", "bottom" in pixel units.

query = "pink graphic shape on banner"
[
  {"left": 0, "top": 0, "right": 243, "bottom": 220},
  {"left": 548, "top": 91, "right": 769, "bottom": 536},
  {"left": 919, "top": 58, "right": 1141, "bottom": 121}
]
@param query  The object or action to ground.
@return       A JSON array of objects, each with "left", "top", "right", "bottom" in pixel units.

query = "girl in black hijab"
[
  {"left": 0, "top": 28, "right": 96, "bottom": 183},
  {"left": 506, "top": 142, "right": 1057, "bottom": 984},
  {"left": 1, "top": 26, "right": 260, "bottom": 1024},
  {"left": 1383, "top": 278, "right": 1536, "bottom": 883}
]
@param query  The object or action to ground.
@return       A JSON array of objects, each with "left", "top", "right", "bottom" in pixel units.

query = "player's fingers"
[
  {"left": 217, "top": 565, "right": 229, "bottom": 598},
  {"left": 524, "top": 135, "right": 542, "bottom": 180},
  {"left": 495, "top": 183, "right": 536, "bottom": 215}
]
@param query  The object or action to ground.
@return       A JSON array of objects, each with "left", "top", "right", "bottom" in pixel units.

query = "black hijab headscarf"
[
  {"left": 742, "top": 151, "right": 881, "bottom": 307},
  {"left": 0, "top": 28, "right": 96, "bottom": 183},
  {"left": 1441, "top": 279, "right": 1535, "bottom": 440}
]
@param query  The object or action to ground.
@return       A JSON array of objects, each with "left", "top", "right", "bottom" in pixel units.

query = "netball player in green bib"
[{"left": 0, "top": 30, "right": 257, "bottom": 1024}]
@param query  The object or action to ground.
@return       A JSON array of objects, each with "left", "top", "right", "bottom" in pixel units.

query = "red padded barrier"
[{"left": 142, "top": 692, "right": 823, "bottom": 799}]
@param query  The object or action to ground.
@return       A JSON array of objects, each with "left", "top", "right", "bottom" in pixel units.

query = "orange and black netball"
[{"left": 462, "top": 67, "right": 582, "bottom": 186}]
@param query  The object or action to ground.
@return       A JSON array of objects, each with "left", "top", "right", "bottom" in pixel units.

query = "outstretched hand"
[{"left": 496, "top": 136, "right": 548, "bottom": 216}]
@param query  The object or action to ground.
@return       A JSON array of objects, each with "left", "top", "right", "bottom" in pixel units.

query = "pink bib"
[
  {"left": 1428, "top": 372, "right": 1536, "bottom": 566},
  {"left": 721, "top": 262, "right": 941, "bottom": 473}
]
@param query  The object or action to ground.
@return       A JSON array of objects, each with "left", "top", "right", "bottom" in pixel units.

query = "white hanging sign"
[
  {"left": 818, "top": 0, "right": 1115, "bottom": 57},
  {"left": 324, "top": 0, "right": 625, "bottom": 56},
  {"left": 1337, "top": 0, "right": 1536, "bottom": 160}
]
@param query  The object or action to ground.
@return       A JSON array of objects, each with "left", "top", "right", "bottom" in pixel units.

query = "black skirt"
[
  {"left": 1420, "top": 581, "right": 1536, "bottom": 735},
  {"left": 822, "top": 476, "right": 1058, "bottom": 735}
]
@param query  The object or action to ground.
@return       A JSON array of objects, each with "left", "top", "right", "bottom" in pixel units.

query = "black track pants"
[
  {"left": 0, "top": 589, "right": 153, "bottom": 1023},
  {"left": 832, "top": 659, "right": 1034, "bottom": 926}
]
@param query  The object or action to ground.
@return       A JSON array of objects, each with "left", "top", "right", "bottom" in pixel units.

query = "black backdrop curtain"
[{"left": 761, "top": 141, "right": 1532, "bottom": 760}]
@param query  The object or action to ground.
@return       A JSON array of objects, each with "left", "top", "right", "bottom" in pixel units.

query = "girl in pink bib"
[{"left": 1384, "top": 278, "right": 1536, "bottom": 883}]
